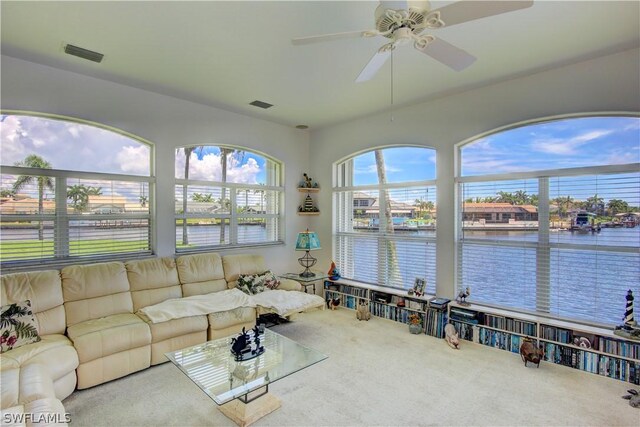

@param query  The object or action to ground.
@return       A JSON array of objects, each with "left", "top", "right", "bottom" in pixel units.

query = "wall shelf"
[
  {"left": 297, "top": 187, "right": 320, "bottom": 193},
  {"left": 298, "top": 212, "right": 320, "bottom": 216}
]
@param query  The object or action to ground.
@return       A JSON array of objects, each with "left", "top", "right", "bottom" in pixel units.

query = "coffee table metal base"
[{"left": 219, "top": 392, "right": 281, "bottom": 427}]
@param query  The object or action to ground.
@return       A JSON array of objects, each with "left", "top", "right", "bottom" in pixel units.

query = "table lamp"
[{"left": 295, "top": 229, "right": 321, "bottom": 277}]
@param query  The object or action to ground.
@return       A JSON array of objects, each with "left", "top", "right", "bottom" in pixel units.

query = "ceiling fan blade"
[
  {"left": 416, "top": 37, "right": 476, "bottom": 71},
  {"left": 433, "top": 0, "right": 533, "bottom": 27},
  {"left": 292, "top": 31, "right": 368, "bottom": 45},
  {"left": 356, "top": 50, "right": 392, "bottom": 83}
]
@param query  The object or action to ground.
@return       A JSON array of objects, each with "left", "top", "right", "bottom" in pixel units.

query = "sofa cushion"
[
  {"left": 207, "top": 307, "right": 256, "bottom": 330},
  {"left": 1, "top": 270, "right": 66, "bottom": 336},
  {"left": 222, "top": 254, "right": 267, "bottom": 288},
  {"left": 18, "top": 364, "right": 56, "bottom": 406},
  {"left": 66, "top": 313, "right": 151, "bottom": 363},
  {"left": 176, "top": 253, "right": 225, "bottom": 284},
  {"left": 1, "top": 335, "right": 78, "bottom": 382},
  {"left": 126, "top": 258, "right": 182, "bottom": 312},
  {"left": 141, "top": 315, "right": 208, "bottom": 344},
  {"left": 237, "top": 270, "right": 280, "bottom": 295},
  {"left": 61, "top": 262, "right": 133, "bottom": 327},
  {"left": 1, "top": 300, "right": 40, "bottom": 353},
  {"left": 1, "top": 368, "right": 19, "bottom": 409}
]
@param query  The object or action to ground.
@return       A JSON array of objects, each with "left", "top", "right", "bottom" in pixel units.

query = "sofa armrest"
[{"left": 278, "top": 278, "right": 302, "bottom": 292}]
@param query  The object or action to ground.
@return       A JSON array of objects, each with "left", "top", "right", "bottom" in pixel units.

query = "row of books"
[
  {"left": 326, "top": 283, "right": 367, "bottom": 299},
  {"left": 543, "top": 343, "right": 640, "bottom": 384},
  {"left": 540, "top": 325, "right": 574, "bottom": 344},
  {"left": 597, "top": 336, "right": 640, "bottom": 359},
  {"left": 477, "top": 327, "right": 523, "bottom": 354},
  {"left": 425, "top": 309, "right": 446, "bottom": 338},
  {"left": 449, "top": 319, "right": 475, "bottom": 341},
  {"left": 483, "top": 314, "right": 536, "bottom": 336},
  {"left": 369, "top": 302, "right": 415, "bottom": 324},
  {"left": 325, "top": 291, "right": 359, "bottom": 310}
]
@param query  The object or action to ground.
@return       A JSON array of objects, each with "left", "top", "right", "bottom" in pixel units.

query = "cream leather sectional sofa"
[{"left": 0, "top": 253, "right": 314, "bottom": 426}]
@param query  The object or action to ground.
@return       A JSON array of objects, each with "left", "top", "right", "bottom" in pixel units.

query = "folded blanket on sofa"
[
  {"left": 250, "top": 289, "right": 324, "bottom": 316},
  {"left": 138, "top": 288, "right": 256, "bottom": 323}
]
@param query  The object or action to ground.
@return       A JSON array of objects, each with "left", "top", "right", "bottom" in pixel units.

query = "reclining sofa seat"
[
  {"left": 125, "top": 257, "right": 208, "bottom": 365},
  {"left": 175, "top": 253, "right": 257, "bottom": 340},
  {"left": 0, "top": 270, "right": 79, "bottom": 400},
  {"left": 61, "top": 262, "right": 151, "bottom": 389},
  {"left": 0, "top": 364, "right": 68, "bottom": 426}
]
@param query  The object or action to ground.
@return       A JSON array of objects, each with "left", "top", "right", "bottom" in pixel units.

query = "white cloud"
[
  {"left": 175, "top": 151, "right": 261, "bottom": 184},
  {"left": 533, "top": 129, "right": 613, "bottom": 155},
  {"left": 354, "top": 164, "right": 401, "bottom": 175},
  {"left": 116, "top": 145, "right": 150, "bottom": 175}
]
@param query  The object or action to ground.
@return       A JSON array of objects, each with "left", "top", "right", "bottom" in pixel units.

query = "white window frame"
[
  {"left": 174, "top": 147, "right": 284, "bottom": 252},
  {"left": 456, "top": 124, "right": 640, "bottom": 326},
  {"left": 333, "top": 149, "right": 437, "bottom": 290}
]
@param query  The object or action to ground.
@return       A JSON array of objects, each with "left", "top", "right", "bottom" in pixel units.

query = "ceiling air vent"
[
  {"left": 64, "top": 44, "right": 104, "bottom": 63},
  {"left": 249, "top": 100, "right": 273, "bottom": 109}
]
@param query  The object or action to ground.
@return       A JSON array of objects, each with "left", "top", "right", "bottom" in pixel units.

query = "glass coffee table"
[{"left": 166, "top": 329, "right": 327, "bottom": 426}]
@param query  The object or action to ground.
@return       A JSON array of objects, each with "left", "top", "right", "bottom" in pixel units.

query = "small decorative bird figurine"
[{"left": 456, "top": 287, "right": 471, "bottom": 305}]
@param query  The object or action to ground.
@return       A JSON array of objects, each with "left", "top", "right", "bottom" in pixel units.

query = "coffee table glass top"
[
  {"left": 166, "top": 329, "right": 327, "bottom": 405},
  {"left": 280, "top": 272, "right": 330, "bottom": 283}
]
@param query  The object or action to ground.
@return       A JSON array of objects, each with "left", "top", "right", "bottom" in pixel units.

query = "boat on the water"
[{"left": 570, "top": 212, "right": 601, "bottom": 233}]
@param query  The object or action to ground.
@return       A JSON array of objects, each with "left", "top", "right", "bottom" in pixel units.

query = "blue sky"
[
  {"left": 354, "top": 146, "right": 436, "bottom": 186},
  {"left": 461, "top": 116, "right": 639, "bottom": 176}
]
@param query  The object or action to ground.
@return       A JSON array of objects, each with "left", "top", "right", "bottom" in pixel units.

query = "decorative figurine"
[
  {"left": 444, "top": 323, "right": 460, "bottom": 349},
  {"left": 298, "top": 194, "right": 319, "bottom": 213},
  {"left": 519, "top": 337, "right": 544, "bottom": 368},
  {"left": 327, "top": 297, "right": 340, "bottom": 310},
  {"left": 356, "top": 299, "right": 371, "bottom": 321},
  {"left": 299, "top": 173, "right": 318, "bottom": 189},
  {"left": 408, "top": 313, "right": 422, "bottom": 334},
  {"left": 456, "top": 287, "right": 471, "bottom": 306},
  {"left": 327, "top": 261, "right": 341, "bottom": 280},
  {"left": 624, "top": 289, "right": 636, "bottom": 326},
  {"left": 614, "top": 290, "right": 640, "bottom": 341},
  {"left": 622, "top": 389, "right": 640, "bottom": 408},
  {"left": 230, "top": 325, "right": 265, "bottom": 361}
]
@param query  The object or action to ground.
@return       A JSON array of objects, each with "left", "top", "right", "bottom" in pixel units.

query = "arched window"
[
  {"left": 0, "top": 113, "right": 153, "bottom": 267},
  {"left": 334, "top": 146, "right": 436, "bottom": 291},
  {"left": 174, "top": 146, "right": 283, "bottom": 250},
  {"left": 457, "top": 115, "right": 640, "bottom": 325}
]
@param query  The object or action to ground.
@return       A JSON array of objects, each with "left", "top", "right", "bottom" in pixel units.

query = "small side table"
[{"left": 279, "top": 272, "right": 329, "bottom": 294}]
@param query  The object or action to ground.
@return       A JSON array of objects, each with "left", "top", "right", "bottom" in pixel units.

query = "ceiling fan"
[{"left": 292, "top": 1, "right": 533, "bottom": 82}]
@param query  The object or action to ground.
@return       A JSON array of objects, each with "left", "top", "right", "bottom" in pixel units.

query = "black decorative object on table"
[{"left": 230, "top": 325, "right": 265, "bottom": 362}]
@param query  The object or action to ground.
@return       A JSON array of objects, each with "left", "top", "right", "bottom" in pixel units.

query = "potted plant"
[{"left": 408, "top": 313, "right": 422, "bottom": 334}]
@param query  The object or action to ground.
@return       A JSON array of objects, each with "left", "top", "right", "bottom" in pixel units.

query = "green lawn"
[{"left": 1, "top": 239, "right": 148, "bottom": 261}]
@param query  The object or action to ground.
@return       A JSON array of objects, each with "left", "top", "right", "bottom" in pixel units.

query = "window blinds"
[{"left": 458, "top": 171, "right": 640, "bottom": 326}]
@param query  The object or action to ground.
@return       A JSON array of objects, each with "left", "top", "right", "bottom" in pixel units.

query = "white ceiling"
[{"left": 1, "top": 1, "right": 639, "bottom": 129}]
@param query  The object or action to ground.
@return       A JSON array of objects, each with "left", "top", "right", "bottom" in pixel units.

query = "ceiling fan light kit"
[{"left": 292, "top": 0, "right": 534, "bottom": 82}]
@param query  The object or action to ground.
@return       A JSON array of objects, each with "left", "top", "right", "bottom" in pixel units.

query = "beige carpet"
[{"left": 63, "top": 308, "right": 638, "bottom": 426}]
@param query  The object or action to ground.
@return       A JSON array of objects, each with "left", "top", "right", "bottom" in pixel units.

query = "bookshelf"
[
  {"left": 447, "top": 302, "right": 640, "bottom": 385},
  {"left": 324, "top": 279, "right": 448, "bottom": 338}
]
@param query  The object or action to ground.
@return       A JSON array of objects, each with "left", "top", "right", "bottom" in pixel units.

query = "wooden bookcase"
[
  {"left": 447, "top": 302, "right": 640, "bottom": 385},
  {"left": 324, "top": 279, "right": 448, "bottom": 338}
]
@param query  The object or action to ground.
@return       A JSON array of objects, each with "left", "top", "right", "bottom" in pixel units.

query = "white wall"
[
  {"left": 0, "top": 55, "right": 311, "bottom": 273},
  {"left": 309, "top": 48, "right": 640, "bottom": 298}
]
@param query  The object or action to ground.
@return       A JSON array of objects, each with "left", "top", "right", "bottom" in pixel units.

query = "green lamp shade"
[{"left": 295, "top": 231, "right": 321, "bottom": 251}]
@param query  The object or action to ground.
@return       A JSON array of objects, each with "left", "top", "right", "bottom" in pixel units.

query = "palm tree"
[
  {"left": 586, "top": 194, "right": 605, "bottom": 215},
  {"left": 607, "top": 199, "right": 629, "bottom": 216},
  {"left": 374, "top": 149, "right": 400, "bottom": 283},
  {"left": 178, "top": 146, "right": 204, "bottom": 245},
  {"left": 67, "top": 184, "right": 88, "bottom": 212},
  {"left": 12, "top": 154, "right": 54, "bottom": 240}
]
